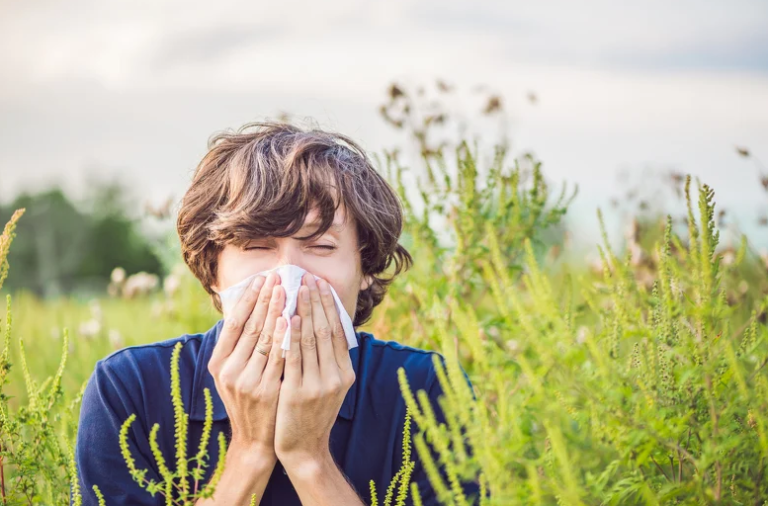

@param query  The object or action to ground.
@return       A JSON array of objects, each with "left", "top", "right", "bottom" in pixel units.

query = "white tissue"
[{"left": 215, "top": 264, "right": 358, "bottom": 354}]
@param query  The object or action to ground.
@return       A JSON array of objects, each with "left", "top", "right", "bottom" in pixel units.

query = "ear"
[{"left": 359, "top": 274, "right": 373, "bottom": 291}]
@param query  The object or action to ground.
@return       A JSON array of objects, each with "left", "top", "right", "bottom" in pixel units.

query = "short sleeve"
[
  {"left": 72, "top": 359, "right": 164, "bottom": 505},
  {"left": 406, "top": 358, "right": 483, "bottom": 506}
]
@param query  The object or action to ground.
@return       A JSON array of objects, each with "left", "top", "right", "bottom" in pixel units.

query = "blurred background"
[{"left": 1, "top": 0, "right": 767, "bottom": 300}]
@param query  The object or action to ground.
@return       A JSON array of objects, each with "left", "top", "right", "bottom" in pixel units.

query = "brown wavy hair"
[{"left": 176, "top": 121, "right": 413, "bottom": 327}]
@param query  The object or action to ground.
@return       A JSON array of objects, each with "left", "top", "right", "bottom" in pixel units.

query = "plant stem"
[
  {"left": 669, "top": 455, "right": 675, "bottom": 483},
  {"left": 0, "top": 440, "right": 6, "bottom": 506},
  {"left": 705, "top": 375, "right": 721, "bottom": 500},
  {"left": 650, "top": 456, "right": 670, "bottom": 481},
  {"left": 194, "top": 460, "right": 202, "bottom": 496},
  {"left": 753, "top": 457, "right": 764, "bottom": 506}
]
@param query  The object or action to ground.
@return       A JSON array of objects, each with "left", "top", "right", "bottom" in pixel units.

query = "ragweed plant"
[
  {"left": 396, "top": 176, "right": 768, "bottom": 505},
  {"left": 369, "top": 408, "right": 416, "bottom": 506},
  {"left": 0, "top": 208, "right": 85, "bottom": 505},
  {"left": 0, "top": 209, "right": 24, "bottom": 292},
  {"left": 371, "top": 141, "right": 574, "bottom": 355},
  {"left": 369, "top": 81, "right": 574, "bottom": 355},
  {"left": 118, "top": 341, "right": 226, "bottom": 505}
]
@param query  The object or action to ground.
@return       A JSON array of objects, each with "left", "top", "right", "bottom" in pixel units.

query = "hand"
[
  {"left": 274, "top": 273, "right": 356, "bottom": 471},
  {"left": 207, "top": 272, "right": 287, "bottom": 466}
]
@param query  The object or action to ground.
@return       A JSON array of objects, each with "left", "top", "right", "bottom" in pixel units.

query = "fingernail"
[
  {"left": 301, "top": 287, "right": 309, "bottom": 302},
  {"left": 318, "top": 279, "right": 330, "bottom": 294},
  {"left": 251, "top": 276, "right": 264, "bottom": 291},
  {"left": 276, "top": 317, "right": 285, "bottom": 330}
]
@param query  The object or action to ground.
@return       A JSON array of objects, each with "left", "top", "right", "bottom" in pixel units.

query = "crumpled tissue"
[{"left": 215, "top": 264, "right": 357, "bottom": 355}]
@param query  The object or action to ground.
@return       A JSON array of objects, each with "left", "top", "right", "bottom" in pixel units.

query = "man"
[{"left": 73, "top": 122, "right": 480, "bottom": 505}]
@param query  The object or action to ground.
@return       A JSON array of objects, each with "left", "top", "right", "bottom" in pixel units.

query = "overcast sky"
[{"left": 1, "top": 0, "right": 767, "bottom": 248}]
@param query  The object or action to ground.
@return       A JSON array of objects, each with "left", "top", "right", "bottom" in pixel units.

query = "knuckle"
[
  {"left": 234, "top": 378, "right": 251, "bottom": 394},
  {"left": 316, "top": 326, "right": 332, "bottom": 341},
  {"left": 258, "top": 291, "right": 272, "bottom": 305},
  {"left": 301, "top": 334, "right": 316, "bottom": 349},
  {"left": 225, "top": 317, "right": 240, "bottom": 331},
  {"left": 339, "top": 369, "right": 356, "bottom": 389},
  {"left": 218, "top": 369, "right": 238, "bottom": 389},
  {"left": 305, "top": 387, "right": 321, "bottom": 400},
  {"left": 258, "top": 329, "right": 273, "bottom": 345},
  {"left": 327, "top": 377, "right": 343, "bottom": 393},
  {"left": 243, "top": 319, "right": 261, "bottom": 337},
  {"left": 239, "top": 289, "right": 257, "bottom": 306}
]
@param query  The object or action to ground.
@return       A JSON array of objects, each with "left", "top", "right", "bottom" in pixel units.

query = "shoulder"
[
  {"left": 85, "top": 332, "right": 207, "bottom": 417},
  {"left": 96, "top": 333, "right": 203, "bottom": 380},
  {"left": 356, "top": 331, "right": 446, "bottom": 392}
]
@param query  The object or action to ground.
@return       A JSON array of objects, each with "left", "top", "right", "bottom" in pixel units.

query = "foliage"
[
  {"left": 369, "top": 81, "right": 768, "bottom": 504},
  {"left": 369, "top": 408, "right": 416, "bottom": 506},
  {"left": 0, "top": 209, "right": 85, "bottom": 505},
  {"left": 391, "top": 173, "right": 768, "bottom": 504},
  {"left": 0, "top": 80, "right": 766, "bottom": 504},
  {"left": 0, "top": 181, "right": 164, "bottom": 299},
  {"left": 115, "top": 342, "right": 226, "bottom": 506}
]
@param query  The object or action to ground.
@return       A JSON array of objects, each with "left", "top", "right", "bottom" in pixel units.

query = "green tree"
[{"left": 0, "top": 180, "right": 163, "bottom": 298}]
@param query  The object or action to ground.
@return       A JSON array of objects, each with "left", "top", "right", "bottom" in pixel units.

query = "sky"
[{"left": 1, "top": 0, "right": 767, "bottom": 249}]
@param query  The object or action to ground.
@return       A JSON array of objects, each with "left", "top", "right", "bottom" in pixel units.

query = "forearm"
[
  {"left": 195, "top": 445, "right": 276, "bottom": 506},
  {"left": 283, "top": 452, "right": 365, "bottom": 506}
]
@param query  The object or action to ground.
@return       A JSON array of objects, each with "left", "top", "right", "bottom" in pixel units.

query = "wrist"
[
  {"left": 280, "top": 450, "right": 334, "bottom": 481},
  {"left": 227, "top": 442, "right": 277, "bottom": 473}
]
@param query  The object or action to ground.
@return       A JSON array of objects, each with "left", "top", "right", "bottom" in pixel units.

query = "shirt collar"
[{"left": 189, "top": 319, "right": 361, "bottom": 422}]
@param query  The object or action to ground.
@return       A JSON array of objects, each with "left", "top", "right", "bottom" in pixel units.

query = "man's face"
[{"left": 211, "top": 204, "right": 372, "bottom": 321}]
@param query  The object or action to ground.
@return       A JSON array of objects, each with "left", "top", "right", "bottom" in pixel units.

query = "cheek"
[
  {"left": 317, "top": 272, "right": 361, "bottom": 318},
  {"left": 216, "top": 248, "right": 273, "bottom": 291}
]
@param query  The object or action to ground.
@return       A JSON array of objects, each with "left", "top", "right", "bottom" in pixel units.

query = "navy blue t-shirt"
[{"left": 72, "top": 319, "right": 480, "bottom": 505}]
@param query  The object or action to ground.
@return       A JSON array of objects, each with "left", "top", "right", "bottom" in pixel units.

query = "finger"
[
  {"left": 262, "top": 316, "right": 287, "bottom": 388},
  {"left": 228, "top": 273, "right": 280, "bottom": 368},
  {"left": 304, "top": 274, "right": 336, "bottom": 376},
  {"left": 241, "top": 290, "right": 280, "bottom": 386},
  {"left": 228, "top": 273, "right": 277, "bottom": 362},
  {"left": 283, "top": 315, "right": 303, "bottom": 387},
  {"left": 258, "top": 283, "right": 286, "bottom": 356},
  {"left": 297, "top": 286, "right": 319, "bottom": 383},
  {"left": 210, "top": 274, "right": 267, "bottom": 366},
  {"left": 317, "top": 278, "right": 353, "bottom": 373}
]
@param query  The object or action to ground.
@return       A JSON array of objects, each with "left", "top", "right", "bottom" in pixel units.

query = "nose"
[{"left": 274, "top": 242, "right": 305, "bottom": 271}]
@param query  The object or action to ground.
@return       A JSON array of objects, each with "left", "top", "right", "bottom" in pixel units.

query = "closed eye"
[{"left": 244, "top": 245, "right": 336, "bottom": 251}]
